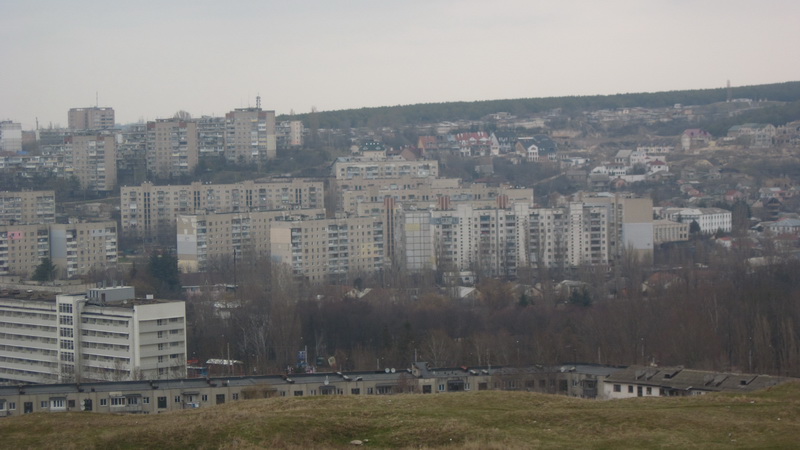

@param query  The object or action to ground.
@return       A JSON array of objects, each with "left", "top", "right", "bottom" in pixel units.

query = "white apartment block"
[
  {"left": 270, "top": 214, "right": 385, "bottom": 283},
  {"left": 68, "top": 107, "right": 115, "bottom": 130},
  {"left": 120, "top": 179, "right": 324, "bottom": 239},
  {"left": 0, "top": 121, "right": 23, "bottom": 153},
  {"left": 332, "top": 156, "right": 438, "bottom": 180},
  {"left": 65, "top": 134, "right": 117, "bottom": 192},
  {"left": 146, "top": 119, "right": 199, "bottom": 178},
  {"left": 656, "top": 207, "right": 732, "bottom": 235},
  {"left": 224, "top": 108, "right": 277, "bottom": 163},
  {"left": 0, "top": 287, "right": 186, "bottom": 384},
  {"left": 0, "top": 190, "right": 56, "bottom": 226},
  {"left": 0, "top": 221, "right": 117, "bottom": 279},
  {"left": 176, "top": 208, "right": 325, "bottom": 272}
]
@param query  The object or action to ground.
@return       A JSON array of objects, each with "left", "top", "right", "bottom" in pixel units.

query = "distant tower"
[
  {"left": 727, "top": 80, "right": 732, "bottom": 102},
  {"left": 256, "top": 95, "right": 261, "bottom": 109}
]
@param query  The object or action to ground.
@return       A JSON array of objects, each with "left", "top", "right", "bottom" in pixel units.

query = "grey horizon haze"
[{"left": 2, "top": 0, "right": 799, "bottom": 129}]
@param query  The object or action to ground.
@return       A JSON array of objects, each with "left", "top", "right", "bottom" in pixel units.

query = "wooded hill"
[{"left": 282, "top": 81, "right": 800, "bottom": 129}]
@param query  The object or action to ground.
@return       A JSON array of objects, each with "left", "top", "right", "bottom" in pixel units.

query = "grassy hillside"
[{"left": 2, "top": 382, "right": 799, "bottom": 449}]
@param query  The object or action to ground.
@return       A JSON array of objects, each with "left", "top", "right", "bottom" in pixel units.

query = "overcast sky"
[{"left": 1, "top": 0, "right": 798, "bottom": 129}]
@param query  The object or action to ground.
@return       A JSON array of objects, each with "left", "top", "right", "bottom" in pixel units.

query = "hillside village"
[{"left": 2, "top": 85, "right": 800, "bottom": 397}]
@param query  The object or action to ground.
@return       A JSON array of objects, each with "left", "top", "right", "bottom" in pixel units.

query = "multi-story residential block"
[
  {"left": 146, "top": 119, "right": 198, "bottom": 178},
  {"left": 270, "top": 214, "right": 385, "bottom": 283},
  {"left": 655, "top": 207, "right": 731, "bottom": 235},
  {"left": 580, "top": 194, "right": 654, "bottom": 264},
  {"left": 65, "top": 134, "right": 117, "bottom": 192},
  {"left": 0, "top": 286, "right": 186, "bottom": 384},
  {"left": 339, "top": 178, "right": 533, "bottom": 215},
  {"left": 0, "top": 190, "right": 56, "bottom": 226},
  {"left": 224, "top": 108, "right": 276, "bottom": 163},
  {"left": 727, "top": 123, "right": 776, "bottom": 148},
  {"left": 176, "top": 208, "right": 325, "bottom": 272},
  {"left": 68, "top": 107, "right": 115, "bottom": 130},
  {"left": 332, "top": 156, "right": 438, "bottom": 180},
  {"left": 120, "top": 179, "right": 324, "bottom": 239},
  {"left": 197, "top": 116, "right": 226, "bottom": 156},
  {"left": 0, "top": 120, "right": 23, "bottom": 153},
  {"left": 0, "top": 221, "right": 117, "bottom": 279},
  {"left": 277, "top": 120, "right": 304, "bottom": 150},
  {"left": 117, "top": 123, "right": 147, "bottom": 173}
]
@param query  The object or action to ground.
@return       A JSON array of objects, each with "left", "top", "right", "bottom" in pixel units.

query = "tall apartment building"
[
  {"left": 277, "top": 120, "right": 304, "bottom": 149},
  {"left": 332, "top": 156, "right": 439, "bottom": 180},
  {"left": 176, "top": 208, "right": 325, "bottom": 272},
  {"left": 68, "top": 107, "right": 115, "bottom": 130},
  {"left": 146, "top": 119, "right": 199, "bottom": 178},
  {"left": 0, "top": 190, "right": 56, "bottom": 226},
  {"left": 580, "top": 194, "right": 654, "bottom": 264},
  {"left": 197, "top": 116, "right": 226, "bottom": 156},
  {"left": 224, "top": 108, "right": 276, "bottom": 163},
  {"left": 117, "top": 124, "right": 147, "bottom": 173},
  {"left": 65, "top": 134, "right": 117, "bottom": 192},
  {"left": 0, "top": 287, "right": 186, "bottom": 384},
  {"left": 120, "top": 179, "right": 324, "bottom": 239},
  {"left": 0, "top": 221, "right": 117, "bottom": 279},
  {"left": 270, "top": 214, "right": 385, "bottom": 282},
  {"left": 0, "top": 120, "right": 23, "bottom": 153},
  {"left": 396, "top": 202, "right": 530, "bottom": 277}
]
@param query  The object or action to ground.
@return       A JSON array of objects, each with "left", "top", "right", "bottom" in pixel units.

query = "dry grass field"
[{"left": 2, "top": 381, "right": 799, "bottom": 449}]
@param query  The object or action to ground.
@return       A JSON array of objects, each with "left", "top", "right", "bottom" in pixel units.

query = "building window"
[
  {"left": 41, "top": 401, "right": 48, "bottom": 408},
  {"left": 293, "top": 391, "right": 303, "bottom": 397},
  {"left": 100, "top": 399, "right": 107, "bottom": 406},
  {"left": 646, "top": 387, "right": 652, "bottom": 395},
  {"left": 438, "top": 384, "right": 445, "bottom": 392},
  {"left": 232, "top": 393, "right": 239, "bottom": 400},
  {"left": 8, "top": 402, "right": 15, "bottom": 410},
  {"left": 143, "top": 397, "right": 150, "bottom": 404},
  {"left": 367, "top": 388, "right": 374, "bottom": 395},
  {"left": 158, "top": 397, "right": 167, "bottom": 408},
  {"left": 628, "top": 385, "right": 634, "bottom": 393},
  {"left": 613, "top": 384, "right": 621, "bottom": 392},
  {"left": 201, "top": 395, "right": 208, "bottom": 402},
  {"left": 351, "top": 388, "right": 360, "bottom": 395}
]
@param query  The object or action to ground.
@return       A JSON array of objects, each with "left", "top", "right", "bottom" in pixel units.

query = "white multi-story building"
[
  {"left": 277, "top": 120, "right": 304, "bottom": 149},
  {"left": 0, "top": 121, "right": 23, "bottom": 153},
  {"left": 0, "top": 287, "right": 186, "bottom": 384},
  {"left": 656, "top": 207, "right": 732, "bottom": 235}
]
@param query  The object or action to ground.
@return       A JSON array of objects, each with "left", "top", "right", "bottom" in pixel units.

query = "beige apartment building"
[
  {"left": 120, "top": 179, "right": 324, "bottom": 239},
  {"left": 270, "top": 214, "right": 385, "bottom": 282},
  {"left": 653, "top": 219, "right": 690, "bottom": 244},
  {"left": 0, "top": 190, "right": 56, "bottom": 226},
  {"left": 0, "top": 221, "right": 117, "bottom": 279},
  {"left": 68, "top": 107, "right": 115, "bottom": 130},
  {"left": 224, "top": 108, "right": 277, "bottom": 163},
  {"left": 176, "top": 208, "right": 325, "bottom": 272},
  {"left": 332, "top": 156, "right": 438, "bottom": 180},
  {"left": 146, "top": 119, "right": 199, "bottom": 178},
  {"left": 65, "top": 134, "right": 117, "bottom": 192},
  {"left": 342, "top": 179, "right": 534, "bottom": 216}
]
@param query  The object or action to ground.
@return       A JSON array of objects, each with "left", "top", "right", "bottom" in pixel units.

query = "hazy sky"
[{"left": 1, "top": 0, "right": 798, "bottom": 129}]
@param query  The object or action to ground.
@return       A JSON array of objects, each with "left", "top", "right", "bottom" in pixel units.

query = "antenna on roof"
[
  {"left": 96, "top": 91, "right": 99, "bottom": 107},
  {"left": 256, "top": 95, "right": 261, "bottom": 110}
]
